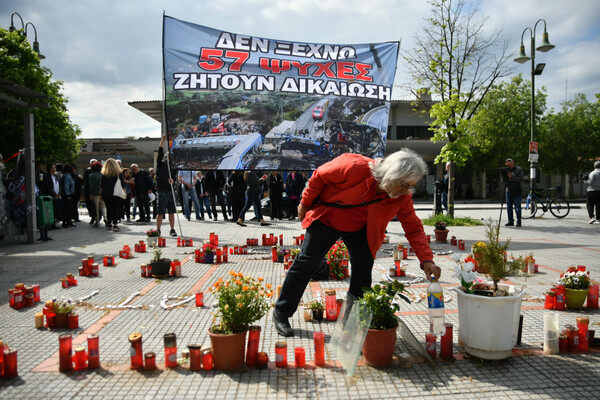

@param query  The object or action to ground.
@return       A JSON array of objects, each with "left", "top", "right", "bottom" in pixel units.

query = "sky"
[{"left": 1, "top": 0, "right": 599, "bottom": 140}]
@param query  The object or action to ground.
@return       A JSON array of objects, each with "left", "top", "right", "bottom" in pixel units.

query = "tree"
[
  {"left": 0, "top": 28, "right": 82, "bottom": 165},
  {"left": 403, "top": 0, "right": 512, "bottom": 216}
]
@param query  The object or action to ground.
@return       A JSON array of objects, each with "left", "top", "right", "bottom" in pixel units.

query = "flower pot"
[
  {"left": 55, "top": 312, "right": 69, "bottom": 329},
  {"left": 312, "top": 309, "right": 324, "bottom": 321},
  {"left": 208, "top": 330, "right": 247, "bottom": 371},
  {"left": 473, "top": 252, "right": 487, "bottom": 274},
  {"left": 454, "top": 286, "right": 523, "bottom": 360},
  {"left": 434, "top": 229, "right": 449, "bottom": 243},
  {"left": 204, "top": 254, "right": 214, "bottom": 264},
  {"left": 146, "top": 237, "right": 158, "bottom": 247},
  {"left": 361, "top": 326, "right": 397, "bottom": 367},
  {"left": 149, "top": 260, "right": 171, "bottom": 276},
  {"left": 277, "top": 254, "right": 284, "bottom": 263},
  {"left": 565, "top": 288, "right": 589, "bottom": 310}
]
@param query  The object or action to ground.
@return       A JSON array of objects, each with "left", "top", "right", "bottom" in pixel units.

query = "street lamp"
[
  {"left": 9, "top": 12, "right": 45, "bottom": 59},
  {"left": 514, "top": 19, "right": 555, "bottom": 192}
]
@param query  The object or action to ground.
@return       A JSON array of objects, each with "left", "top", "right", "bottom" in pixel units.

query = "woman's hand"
[{"left": 423, "top": 262, "right": 441, "bottom": 282}]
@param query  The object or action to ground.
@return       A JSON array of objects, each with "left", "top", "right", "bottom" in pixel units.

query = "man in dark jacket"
[
  {"left": 155, "top": 135, "right": 177, "bottom": 236},
  {"left": 130, "top": 163, "right": 153, "bottom": 223},
  {"left": 83, "top": 159, "right": 97, "bottom": 224},
  {"left": 228, "top": 170, "right": 246, "bottom": 222},
  {"left": 268, "top": 171, "right": 284, "bottom": 220},
  {"left": 40, "top": 163, "right": 62, "bottom": 228},
  {"left": 504, "top": 158, "right": 524, "bottom": 227},
  {"left": 205, "top": 170, "right": 229, "bottom": 221}
]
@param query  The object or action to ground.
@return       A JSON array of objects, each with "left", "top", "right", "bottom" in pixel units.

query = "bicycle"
[{"left": 521, "top": 186, "right": 570, "bottom": 219}]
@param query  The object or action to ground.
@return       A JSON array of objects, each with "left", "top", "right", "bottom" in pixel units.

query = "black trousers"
[
  {"left": 270, "top": 192, "right": 282, "bottom": 218},
  {"left": 103, "top": 196, "right": 121, "bottom": 226},
  {"left": 274, "top": 220, "right": 374, "bottom": 318},
  {"left": 209, "top": 189, "right": 228, "bottom": 219},
  {"left": 587, "top": 190, "right": 600, "bottom": 219}
]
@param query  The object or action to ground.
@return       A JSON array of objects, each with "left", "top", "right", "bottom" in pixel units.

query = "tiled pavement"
[{"left": 0, "top": 201, "right": 599, "bottom": 399}]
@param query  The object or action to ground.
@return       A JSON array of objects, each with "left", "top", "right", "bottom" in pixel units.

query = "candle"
[
  {"left": 33, "top": 284, "right": 40, "bottom": 302},
  {"left": 303, "top": 307, "right": 312, "bottom": 322},
  {"left": 425, "top": 332, "right": 436, "bottom": 357},
  {"left": 325, "top": 291, "right": 337, "bottom": 321},
  {"left": 144, "top": 352, "right": 156, "bottom": 370},
  {"left": 440, "top": 323, "right": 453, "bottom": 359},
  {"left": 577, "top": 316, "right": 589, "bottom": 352},
  {"left": 74, "top": 346, "right": 87, "bottom": 371},
  {"left": 313, "top": 332, "right": 325, "bottom": 366},
  {"left": 202, "top": 351, "right": 214, "bottom": 371},
  {"left": 68, "top": 313, "right": 79, "bottom": 330},
  {"left": 195, "top": 292, "right": 204, "bottom": 307},
  {"left": 294, "top": 347, "right": 306, "bottom": 368},
  {"left": 222, "top": 245, "right": 228, "bottom": 262},
  {"left": 555, "top": 283, "right": 565, "bottom": 311},
  {"left": 188, "top": 344, "right": 202, "bottom": 371},
  {"left": 3, "top": 348, "right": 18, "bottom": 379},
  {"left": 587, "top": 284, "right": 599, "bottom": 309},
  {"left": 59, "top": 334, "right": 73, "bottom": 372},
  {"left": 35, "top": 312, "right": 44, "bottom": 329},
  {"left": 87, "top": 334, "right": 100, "bottom": 369},
  {"left": 559, "top": 335, "right": 568, "bottom": 353},
  {"left": 544, "top": 292, "right": 556, "bottom": 310},
  {"left": 275, "top": 341, "right": 287, "bottom": 368},
  {"left": 567, "top": 326, "right": 578, "bottom": 351},
  {"left": 141, "top": 264, "right": 147, "bottom": 278},
  {"left": 246, "top": 325, "right": 261, "bottom": 367},
  {"left": 129, "top": 332, "right": 143, "bottom": 369},
  {"left": 164, "top": 333, "right": 178, "bottom": 368}
]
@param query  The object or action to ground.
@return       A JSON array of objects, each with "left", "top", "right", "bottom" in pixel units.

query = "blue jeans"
[
  {"left": 198, "top": 194, "right": 212, "bottom": 218},
  {"left": 506, "top": 192, "right": 522, "bottom": 223},
  {"left": 181, "top": 186, "right": 201, "bottom": 220},
  {"left": 441, "top": 191, "right": 448, "bottom": 211},
  {"left": 239, "top": 187, "right": 263, "bottom": 221},
  {"left": 274, "top": 221, "right": 374, "bottom": 318}
]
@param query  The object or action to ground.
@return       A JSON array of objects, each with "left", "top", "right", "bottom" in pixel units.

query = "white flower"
[
  {"left": 450, "top": 253, "right": 463, "bottom": 263},
  {"left": 453, "top": 262, "right": 479, "bottom": 283}
]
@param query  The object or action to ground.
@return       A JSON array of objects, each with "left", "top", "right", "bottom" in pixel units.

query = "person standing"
[
  {"left": 286, "top": 171, "right": 305, "bottom": 220},
  {"left": 228, "top": 170, "right": 246, "bottom": 222},
  {"left": 71, "top": 165, "right": 83, "bottom": 222},
  {"left": 87, "top": 161, "right": 106, "bottom": 227},
  {"left": 100, "top": 158, "right": 125, "bottom": 232},
  {"left": 131, "top": 164, "right": 153, "bottom": 223},
  {"left": 121, "top": 168, "right": 133, "bottom": 223},
  {"left": 149, "top": 167, "right": 157, "bottom": 220},
  {"left": 236, "top": 170, "right": 270, "bottom": 227},
  {"left": 61, "top": 164, "right": 75, "bottom": 228},
  {"left": 205, "top": 170, "right": 230, "bottom": 221},
  {"left": 40, "top": 164, "right": 62, "bottom": 229},
  {"left": 504, "top": 158, "right": 524, "bottom": 227},
  {"left": 583, "top": 160, "right": 600, "bottom": 223},
  {"left": 272, "top": 149, "right": 441, "bottom": 337},
  {"left": 155, "top": 135, "right": 177, "bottom": 237},
  {"left": 268, "top": 170, "right": 284, "bottom": 220},
  {"left": 178, "top": 169, "right": 202, "bottom": 221},
  {"left": 442, "top": 161, "right": 450, "bottom": 211},
  {"left": 195, "top": 171, "right": 212, "bottom": 220}
]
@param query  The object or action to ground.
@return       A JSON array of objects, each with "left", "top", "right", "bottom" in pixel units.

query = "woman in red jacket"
[{"left": 273, "top": 149, "right": 442, "bottom": 337}]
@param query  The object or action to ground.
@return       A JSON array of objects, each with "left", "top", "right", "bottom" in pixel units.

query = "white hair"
[{"left": 370, "top": 148, "right": 428, "bottom": 192}]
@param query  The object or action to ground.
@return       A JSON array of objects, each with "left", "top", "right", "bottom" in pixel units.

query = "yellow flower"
[{"left": 236, "top": 294, "right": 242, "bottom": 300}]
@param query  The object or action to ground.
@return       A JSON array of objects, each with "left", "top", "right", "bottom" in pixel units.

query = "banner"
[{"left": 163, "top": 15, "right": 399, "bottom": 170}]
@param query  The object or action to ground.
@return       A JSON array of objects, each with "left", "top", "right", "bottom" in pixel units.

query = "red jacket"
[{"left": 301, "top": 153, "right": 433, "bottom": 263}]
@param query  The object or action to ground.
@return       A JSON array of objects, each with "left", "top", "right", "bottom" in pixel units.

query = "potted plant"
[
  {"left": 471, "top": 241, "right": 487, "bottom": 273},
  {"left": 453, "top": 219, "right": 527, "bottom": 360},
  {"left": 276, "top": 247, "right": 287, "bottom": 263},
  {"left": 327, "top": 240, "right": 349, "bottom": 280},
  {"left": 434, "top": 221, "right": 449, "bottom": 242},
  {"left": 149, "top": 243, "right": 171, "bottom": 276},
  {"left": 52, "top": 297, "right": 74, "bottom": 328},
  {"left": 146, "top": 228, "right": 160, "bottom": 246},
  {"left": 208, "top": 271, "right": 272, "bottom": 371},
  {"left": 358, "top": 280, "right": 408, "bottom": 367},
  {"left": 310, "top": 299, "right": 325, "bottom": 321},
  {"left": 203, "top": 242, "right": 217, "bottom": 264},
  {"left": 559, "top": 270, "right": 590, "bottom": 309},
  {"left": 290, "top": 248, "right": 300, "bottom": 260}
]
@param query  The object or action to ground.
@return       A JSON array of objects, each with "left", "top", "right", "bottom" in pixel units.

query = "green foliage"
[
  {"left": 422, "top": 214, "right": 483, "bottom": 227},
  {"left": 358, "top": 280, "right": 407, "bottom": 330},
  {"left": 310, "top": 299, "right": 324, "bottom": 313},
  {"left": 0, "top": 28, "right": 81, "bottom": 164}
]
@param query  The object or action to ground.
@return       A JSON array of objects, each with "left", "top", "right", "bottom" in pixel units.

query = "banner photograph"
[{"left": 163, "top": 15, "right": 399, "bottom": 171}]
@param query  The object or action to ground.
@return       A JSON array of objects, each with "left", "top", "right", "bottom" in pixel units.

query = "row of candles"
[
  {"left": 544, "top": 266, "right": 598, "bottom": 311},
  {"left": 544, "top": 314, "right": 595, "bottom": 354},
  {"left": 8, "top": 283, "right": 40, "bottom": 309},
  {"left": 0, "top": 341, "right": 18, "bottom": 379},
  {"left": 425, "top": 323, "right": 454, "bottom": 359}
]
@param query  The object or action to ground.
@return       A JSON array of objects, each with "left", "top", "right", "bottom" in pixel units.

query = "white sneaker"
[{"left": 589, "top": 218, "right": 597, "bottom": 224}]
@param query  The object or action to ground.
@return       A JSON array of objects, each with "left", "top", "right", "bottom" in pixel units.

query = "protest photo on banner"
[{"left": 163, "top": 16, "right": 399, "bottom": 170}]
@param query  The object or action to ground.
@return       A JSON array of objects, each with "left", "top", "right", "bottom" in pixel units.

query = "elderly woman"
[
  {"left": 273, "top": 149, "right": 442, "bottom": 337},
  {"left": 100, "top": 158, "right": 125, "bottom": 232}
]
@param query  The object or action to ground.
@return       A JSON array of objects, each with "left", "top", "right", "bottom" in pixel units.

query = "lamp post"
[{"left": 514, "top": 19, "right": 555, "bottom": 193}]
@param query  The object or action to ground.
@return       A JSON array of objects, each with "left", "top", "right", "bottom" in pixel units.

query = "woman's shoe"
[
  {"left": 112, "top": 226, "right": 120, "bottom": 232},
  {"left": 260, "top": 221, "right": 270, "bottom": 226},
  {"left": 236, "top": 221, "right": 247, "bottom": 227}
]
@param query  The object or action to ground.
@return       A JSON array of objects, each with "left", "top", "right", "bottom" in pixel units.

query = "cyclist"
[{"left": 504, "top": 158, "right": 524, "bottom": 227}]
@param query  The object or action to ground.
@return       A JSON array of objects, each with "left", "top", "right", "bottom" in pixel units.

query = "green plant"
[
  {"left": 151, "top": 242, "right": 164, "bottom": 262},
  {"left": 52, "top": 297, "right": 74, "bottom": 314},
  {"left": 358, "top": 280, "right": 408, "bottom": 330},
  {"left": 290, "top": 248, "right": 300, "bottom": 257},
  {"left": 146, "top": 228, "right": 160, "bottom": 237},
  {"left": 422, "top": 214, "right": 483, "bottom": 227},
  {"left": 209, "top": 271, "right": 273, "bottom": 334},
  {"left": 434, "top": 221, "right": 447, "bottom": 231},
  {"left": 560, "top": 271, "right": 590, "bottom": 290},
  {"left": 477, "top": 219, "right": 525, "bottom": 292},
  {"left": 310, "top": 299, "right": 324, "bottom": 313},
  {"left": 203, "top": 242, "right": 217, "bottom": 255}
]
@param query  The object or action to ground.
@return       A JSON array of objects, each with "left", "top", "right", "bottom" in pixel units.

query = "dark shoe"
[
  {"left": 61, "top": 223, "right": 69, "bottom": 228},
  {"left": 170, "top": 229, "right": 177, "bottom": 237},
  {"left": 516, "top": 221, "right": 521, "bottom": 227},
  {"left": 272, "top": 310, "right": 293, "bottom": 337},
  {"left": 237, "top": 221, "right": 247, "bottom": 227},
  {"left": 136, "top": 219, "right": 145, "bottom": 223},
  {"left": 261, "top": 221, "right": 270, "bottom": 226},
  {"left": 89, "top": 219, "right": 95, "bottom": 225},
  {"left": 224, "top": 216, "right": 229, "bottom": 221},
  {"left": 112, "top": 226, "right": 120, "bottom": 232},
  {"left": 270, "top": 217, "right": 274, "bottom": 220},
  {"left": 213, "top": 217, "right": 218, "bottom": 221},
  {"left": 250, "top": 217, "right": 259, "bottom": 221},
  {"left": 93, "top": 222, "right": 99, "bottom": 227},
  {"left": 505, "top": 222, "right": 514, "bottom": 226}
]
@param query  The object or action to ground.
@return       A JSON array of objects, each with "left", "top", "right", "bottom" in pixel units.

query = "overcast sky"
[{"left": 2, "top": 0, "right": 599, "bottom": 139}]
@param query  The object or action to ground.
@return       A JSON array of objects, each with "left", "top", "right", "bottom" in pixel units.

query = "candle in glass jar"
[
  {"left": 144, "top": 352, "right": 156, "bottom": 370},
  {"left": 129, "top": 332, "right": 143, "bottom": 369},
  {"left": 3, "top": 348, "right": 18, "bottom": 379},
  {"left": 425, "top": 332, "right": 437, "bottom": 357},
  {"left": 313, "top": 332, "right": 325, "bottom": 366},
  {"left": 164, "top": 333, "right": 178, "bottom": 368},
  {"left": 440, "top": 324, "right": 453, "bottom": 359},
  {"left": 246, "top": 325, "right": 261, "bottom": 367},
  {"left": 73, "top": 346, "right": 87, "bottom": 371},
  {"left": 275, "top": 341, "right": 287, "bottom": 368},
  {"left": 294, "top": 347, "right": 306, "bottom": 368},
  {"left": 202, "top": 351, "right": 214, "bottom": 371},
  {"left": 195, "top": 292, "right": 204, "bottom": 307},
  {"left": 59, "top": 334, "right": 73, "bottom": 372},
  {"left": 87, "top": 334, "right": 100, "bottom": 369},
  {"left": 577, "top": 316, "right": 589, "bottom": 352},
  {"left": 188, "top": 344, "right": 202, "bottom": 371}
]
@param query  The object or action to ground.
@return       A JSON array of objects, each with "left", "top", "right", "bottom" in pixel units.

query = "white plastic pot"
[{"left": 454, "top": 286, "right": 524, "bottom": 360}]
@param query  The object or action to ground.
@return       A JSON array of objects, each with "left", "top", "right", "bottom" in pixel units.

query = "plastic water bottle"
[{"left": 427, "top": 278, "right": 445, "bottom": 335}]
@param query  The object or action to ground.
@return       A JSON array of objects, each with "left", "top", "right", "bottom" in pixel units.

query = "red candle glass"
[
  {"left": 8, "top": 288, "right": 15, "bottom": 308},
  {"left": 314, "top": 332, "right": 325, "bottom": 366},
  {"left": 458, "top": 240, "right": 465, "bottom": 251},
  {"left": 425, "top": 332, "right": 437, "bottom": 357},
  {"left": 275, "top": 341, "right": 287, "bottom": 368},
  {"left": 559, "top": 335, "right": 568, "bottom": 353},
  {"left": 59, "top": 333, "right": 73, "bottom": 372},
  {"left": 577, "top": 316, "right": 589, "bottom": 352},
  {"left": 294, "top": 347, "right": 306, "bottom": 368},
  {"left": 325, "top": 291, "right": 337, "bottom": 321},
  {"left": 567, "top": 326, "right": 579, "bottom": 351},
  {"left": 402, "top": 247, "right": 408, "bottom": 260},
  {"left": 73, "top": 346, "right": 87, "bottom": 371},
  {"left": 577, "top": 265, "right": 586, "bottom": 272},
  {"left": 188, "top": 344, "right": 202, "bottom": 371},
  {"left": 246, "top": 325, "right": 261, "bottom": 367},
  {"left": 144, "top": 352, "right": 156, "bottom": 370},
  {"left": 202, "top": 351, "right": 214, "bottom": 371},
  {"left": 440, "top": 323, "right": 453, "bottom": 359},
  {"left": 271, "top": 246, "right": 278, "bottom": 262},
  {"left": 544, "top": 292, "right": 556, "bottom": 310},
  {"left": 68, "top": 313, "right": 79, "bottom": 329},
  {"left": 195, "top": 292, "right": 204, "bottom": 307},
  {"left": 141, "top": 264, "right": 147, "bottom": 278},
  {"left": 450, "top": 236, "right": 457, "bottom": 246},
  {"left": 129, "top": 332, "right": 143, "bottom": 369},
  {"left": 164, "top": 333, "right": 178, "bottom": 368},
  {"left": 587, "top": 284, "right": 599, "bottom": 309},
  {"left": 222, "top": 245, "right": 228, "bottom": 262},
  {"left": 91, "top": 263, "right": 99, "bottom": 276},
  {"left": 87, "top": 333, "right": 100, "bottom": 369},
  {"left": 426, "top": 235, "right": 431, "bottom": 243},
  {"left": 257, "top": 352, "right": 268, "bottom": 369},
  {"left": 555, "top": 283, "right": 565, "bottom": 311},
  {"left": 3, "top": 348, "right": 18, "bottom": 379},
  {"left": 33, "top": 284, "right": 40, "bottom": 302}
]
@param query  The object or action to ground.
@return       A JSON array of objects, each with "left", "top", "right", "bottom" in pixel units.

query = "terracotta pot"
[
  {"left": 55, "top": 312, "right": 69, "bottom": 329},
  {"left": 473, "top": 253, "right": 487, "bottom": 274},
  {"left": 362, "top": 326, "right": 397, "bottom": 367},
  {"left": 565, "top": 288, "right": 589, "bottom": 310},
  {"left": 208, "top": 330, "right": 247, "bottom": 371},
  {"left": 149, "top": 260, "right": 171, "bottom": 276},
  {"left": 434, "top": 229, "right": 449, "bottom": 242}
]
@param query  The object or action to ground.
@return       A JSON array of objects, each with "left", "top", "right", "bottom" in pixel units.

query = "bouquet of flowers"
[
  {"left": 472, "top": 241, "right": 486, "bottom": 253},
  {"left": 209, "top": 271, "right": 273, "bottom": 334},
  {"left": 146, "top": 228, "right": 160, "bottom": 237},
  {"left": 203, "top": 242, "right": 218, "bottom": 255},
  {"left": 327, "top": 240, "right": 349, "bottom": 280},
  {"left": 52, "top": 297, "right": 74, "bottom": 314},
  {"left": 434, "top": 221, "right": 447, "bottom": 231},
  {"left": 560, "top": 270, "right": 591, "bottom": 290},
  {"left": 452, "top": 254, "right": 482, "bottom": 294}
]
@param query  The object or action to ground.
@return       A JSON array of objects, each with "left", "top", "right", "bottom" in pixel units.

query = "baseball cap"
[{"left": 505, "top": 158, "right": 513, "bottom": 162}]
